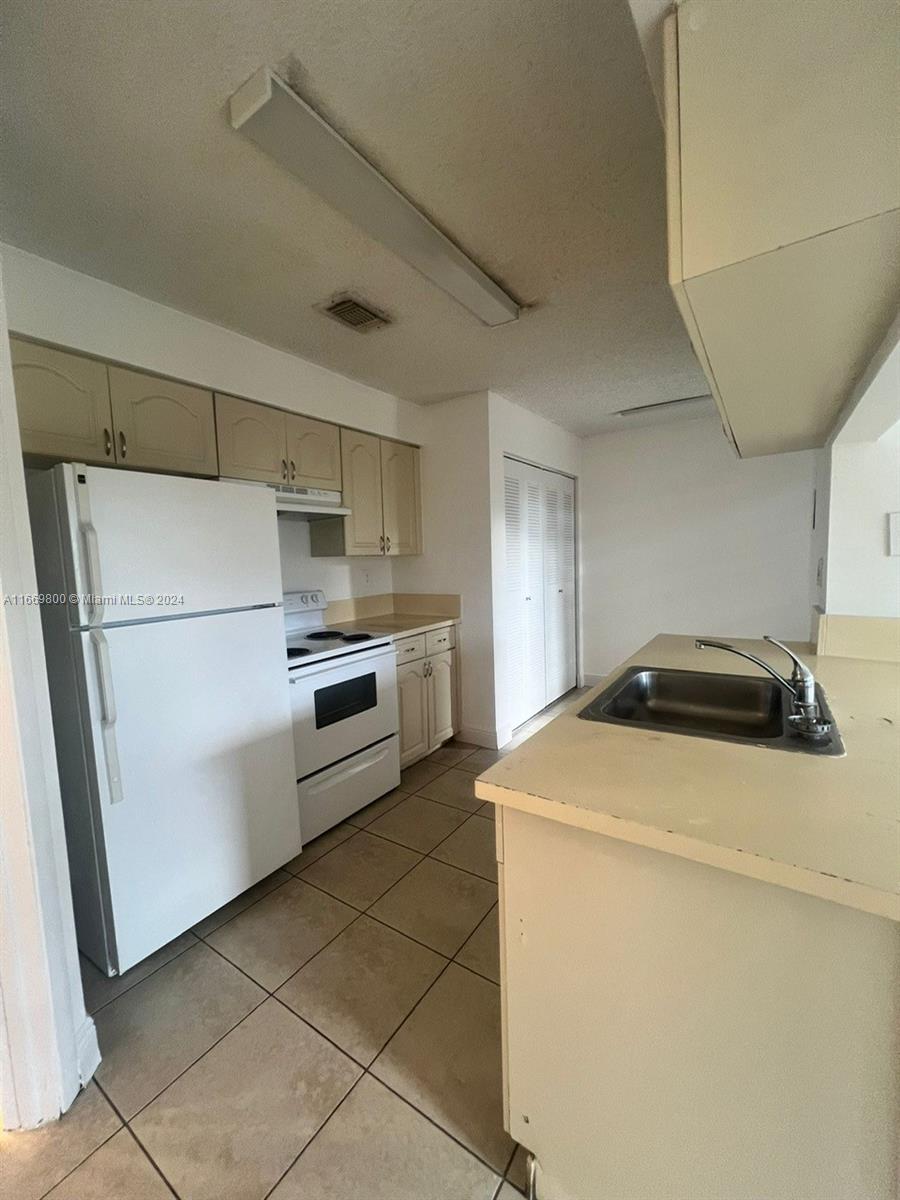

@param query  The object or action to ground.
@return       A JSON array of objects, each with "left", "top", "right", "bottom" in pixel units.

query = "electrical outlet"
[
  {"left": 889, "top": 513, "right": 899, "bottom": 557},
  {"left": 363, "top": 569, "right": 371, "bottom": 586}
]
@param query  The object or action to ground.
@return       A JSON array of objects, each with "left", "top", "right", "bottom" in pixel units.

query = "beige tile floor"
[{"left": 2, "top": 737, "right": 557, "bottom": 1200}]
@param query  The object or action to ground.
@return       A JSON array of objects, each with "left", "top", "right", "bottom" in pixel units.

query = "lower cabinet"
[
  {"left": 396, "top": 631, "right": 457, "bottom": 767},
  {"left": 398, "top": 660, "right": 430, "bottom": 767},
  {"left": 427, "top": 651, "right": 454, "bottom": 748}
]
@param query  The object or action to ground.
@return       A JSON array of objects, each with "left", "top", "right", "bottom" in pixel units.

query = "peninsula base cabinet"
[
  {"left": 495, "top": 806, "right": 899, "bottom": 1200},
  {"left": 396, "top": 629, "right": 457, "bottom": 767}
]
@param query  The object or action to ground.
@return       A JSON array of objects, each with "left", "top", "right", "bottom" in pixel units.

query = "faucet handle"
[{"left": 763, "top": 635, "right": 813, "bottom": 683}]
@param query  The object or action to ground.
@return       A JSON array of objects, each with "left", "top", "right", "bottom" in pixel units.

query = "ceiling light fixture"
[
  {"left": 613, "top": 394, "right": 713, "bottom": 418},
  {"left": 229, "top": 67, "right": 520, "bottom": 327}
]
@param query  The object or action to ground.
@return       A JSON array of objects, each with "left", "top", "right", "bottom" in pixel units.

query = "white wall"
[
  {"left": 580, "top": 415, "right": 817, "bottom": 677},
  {"left": 827, "top": 421, "right": 900, "bottom": 618},
  {"left": 277, "top": 517, "right": 393, "bottom": 599},
  {"left": 487, "top": 394, "right": 582, "bottom": 742},
  {"left": 0, "top": 242, "right": 424, "bottom": 440},
  {"left": 0, "top": 250, "right": 99, "bottom": 1127},
  {"left": 392, "top": 393, "right": 495, "bottom": 742}
]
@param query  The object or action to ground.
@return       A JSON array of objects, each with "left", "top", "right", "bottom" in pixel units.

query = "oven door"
[{"left": 289, "top": 644, "right": 399, "bottom": 778}]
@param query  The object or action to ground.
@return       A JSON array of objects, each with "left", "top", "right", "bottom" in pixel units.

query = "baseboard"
[
  {"left": 457, "top": 725, "right": 501, "bottom": 750},
  {"left": 75, "top": 1015, "right": 100, "bottom": 1093}
]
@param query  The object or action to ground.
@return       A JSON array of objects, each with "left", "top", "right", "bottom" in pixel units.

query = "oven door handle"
[{"left": 307, "top": 741, "right": 393, "bottom": 791}]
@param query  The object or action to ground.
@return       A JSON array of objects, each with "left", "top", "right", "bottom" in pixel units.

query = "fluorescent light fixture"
[
  {"left": 614, "top": 394, "right": 713, "bottom": 418},
  {"left": 229, "top": 67, "right": 520, "bottom": 327}
]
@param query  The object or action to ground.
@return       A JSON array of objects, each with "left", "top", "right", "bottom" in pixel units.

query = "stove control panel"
[{"left": 284, "top": 590, "right": 326, "bottom": 614}]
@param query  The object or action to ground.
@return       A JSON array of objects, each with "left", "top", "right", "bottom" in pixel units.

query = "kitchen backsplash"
[{"left": 277, "top": 516, "right": 393, "bottom": 598}]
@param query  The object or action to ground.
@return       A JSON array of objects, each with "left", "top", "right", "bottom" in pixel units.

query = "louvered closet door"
[
  {"left": 542, "top": 472, "right": 577, "bottom": 702},
  {"left": 504, "top": 459, "right": 547, "bottom": 730}
]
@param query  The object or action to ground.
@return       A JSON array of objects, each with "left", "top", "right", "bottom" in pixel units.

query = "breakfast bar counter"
[{"left": 476, "top": 634, "right": 900, "bottom": 920}]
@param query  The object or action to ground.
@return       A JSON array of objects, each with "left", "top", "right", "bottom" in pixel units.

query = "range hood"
[{"left": 233, "top": 479, "right": 351, "bottom": 519}]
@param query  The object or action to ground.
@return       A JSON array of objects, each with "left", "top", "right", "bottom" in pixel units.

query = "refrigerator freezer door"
[
  {"left": 79, "top": 605, "right": 299, "bottom": 973},
  {"left": 58, "top": 464, "right": 282, "bottom": 626}
]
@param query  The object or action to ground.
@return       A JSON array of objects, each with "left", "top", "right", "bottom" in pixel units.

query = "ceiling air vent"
[{"left": 318, "top": 294, "right": 390, "bottom": 333}]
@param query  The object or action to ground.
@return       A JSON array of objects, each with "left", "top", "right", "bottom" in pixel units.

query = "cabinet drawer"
[
  {"left": 395, "top": 634, "right": 426, "bottom": 663},
  {"left": 426, "top": 626, "right": 455, "bottom": 655}
]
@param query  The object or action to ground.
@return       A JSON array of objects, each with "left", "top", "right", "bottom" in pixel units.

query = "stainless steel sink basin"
[{"left": 579, "top": 666, "right": 843, "bottom": 755}]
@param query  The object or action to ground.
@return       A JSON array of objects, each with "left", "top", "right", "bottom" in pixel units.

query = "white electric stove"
[{"left": 284, "top": 590, "right": 400, "bottom": 842}]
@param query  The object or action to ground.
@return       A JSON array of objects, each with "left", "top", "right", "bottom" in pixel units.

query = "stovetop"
[{"left": 283, "top": 589, "right": 391, "bottom": 670}]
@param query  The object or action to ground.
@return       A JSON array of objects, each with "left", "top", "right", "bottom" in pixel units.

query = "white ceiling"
[{"left": 0, "top": 0, "right": 706, "bottom": 434}]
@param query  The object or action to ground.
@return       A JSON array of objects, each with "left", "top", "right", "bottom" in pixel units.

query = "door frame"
[
  {"left": 496, "top": 453, "right": 580, "bottom": 746},
  {"left": 0, "top": 256, "right": 99, "bottom": 1129}
]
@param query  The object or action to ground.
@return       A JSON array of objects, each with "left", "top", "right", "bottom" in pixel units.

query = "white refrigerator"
[{"left": 28, "top": 463, "right": 300, "bottom": 976}]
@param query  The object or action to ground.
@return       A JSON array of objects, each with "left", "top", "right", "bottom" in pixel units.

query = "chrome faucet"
[{"left": 695, "top": 635, "right": 832, "bottom": 740}]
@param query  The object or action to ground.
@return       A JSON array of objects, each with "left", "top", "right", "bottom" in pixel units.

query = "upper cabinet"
[
  {"left": 11, "top": 339, "right": 216, "bottom": 475},
  {"left": 311, "top": 430, "right": 422, "bottom": 557},
  {"left": 11, "top": 339, "right": 114, "bottom": 463},
  {"left": 215, "top": 393, "right": 287, "bottom": 484},
  {"left": 381, "top": 438, "right": 421, "bottom": 556},
  {"left": 11, "top": 339, "right": 423, "bottom": 551},
  {"left": 665, "top": 0, "right": 900, "bottom": 457},
  {"left": 340, "top": 429, "right": 385, "bottom": 554},
  {"left": 108, "top": 366, "right": 217, "bottom": 476},
  {"left": 216, "top": 395, "right": 343, "bottom": 491},
  {"left": 285, "top": 413, "right": 341, "bottom": 491}
]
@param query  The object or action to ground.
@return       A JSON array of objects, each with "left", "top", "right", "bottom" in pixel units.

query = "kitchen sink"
[{"left": 579, "top": 666, "right": 844, "bottom": 755}]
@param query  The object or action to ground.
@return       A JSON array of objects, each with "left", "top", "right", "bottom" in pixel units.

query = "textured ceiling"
[{"left": 0, "top": 0, "right": 706, "bottom": 434}]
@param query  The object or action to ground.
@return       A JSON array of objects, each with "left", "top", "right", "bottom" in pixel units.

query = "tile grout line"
[
  {"left": 92, "top": 903, "right": 502, "bottom": 1189},
  {"left": 78, "top": 751, "right": 503, "bottom": 1194},
  {"left": 197, "top": 813, "right": 511, "bottom": 1180},
  {"left": 259, "top": 1072, "right": 368, "bottom": 1200},
  {"left": 91, "top": 1077, "right": 184, "bottom": 1200},
  {"left": 32, "top": 1118, "right": 125, "bottom": 1200},
  {"left": 83, "top": 934, "right": 202, "bottom": 1017},
  {"left": 120, "top": 1124, "right": 181, "bottom": 1199},
  {"left": 139, "top": 938, "right": 507, "bottom": 1189},
  {"left": 107, "top": 990, "right": 271, "bottom": 1126}
]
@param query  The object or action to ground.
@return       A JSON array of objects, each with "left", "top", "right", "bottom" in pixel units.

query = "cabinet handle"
[
  {"left": 385, "top": 535, "right": 391, "bottom": 553},
  {"left": 118, "top": 430, "right": 127, "bottom": 459},
  {"left": 379, "top": 534, "right": 385, "bottom": 554},
  {"left": 281, "top": 458, "right": 288, "bottom": 480},
  {"left": 289, "top": 459, "right": 296, "bottom": 481},
  {"left": 102, "top": 427, "right": 112, "bottom": 457}
]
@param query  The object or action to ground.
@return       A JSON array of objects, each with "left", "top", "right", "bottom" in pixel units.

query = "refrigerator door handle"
[
  {"left": 90, "top": 630, "right": 124, "bottom": 804},
  {"left": 81, "top": 521, "right": 104, "bottom": 626}
]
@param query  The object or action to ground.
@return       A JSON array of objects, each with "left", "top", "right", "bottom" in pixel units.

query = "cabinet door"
[
  {"left": 10, "top": 339, "right": 114, "bottom": 463},
  {"left": 340, "top": 428, "right": 384, "bottom": 555},
  {"left": 381, "top": 439, "right": 422, "bottom": 555},
  {"left": 285, "top": 414, "right": 342, "bottom": 490},
  {"left": 215, "top": 394, "right": 286, "bottom": 484},
  {"left": 108, "top": 366, "right": 217, "bottom": 476},
  {"left": 542, "top": 472, "right": 577, "bottom": 703},
  {"left": 427, "top": 651, "right": 455, "bottom": 751},
  {"left": 503, "top": 459, "right": 547, "bottom": 730},
  {"left": 398, "top": 660, "right": 429, "bottom": 766}
]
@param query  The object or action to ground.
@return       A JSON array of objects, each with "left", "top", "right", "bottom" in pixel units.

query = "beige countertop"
[
  {"left": 475, "top": 635, "right": 900, "bottom": 922},
  {"left": 328, "top": 613, "right": 459, "bottom": 639}
]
